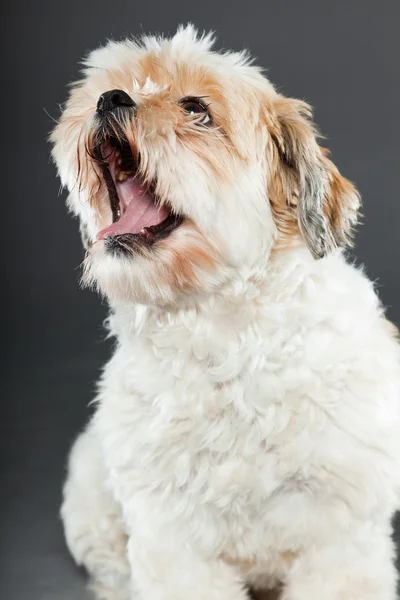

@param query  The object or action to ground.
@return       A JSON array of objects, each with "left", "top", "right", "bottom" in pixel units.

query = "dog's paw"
[{"left": 89, "top": 579, "right": 131, "bottom": 600}]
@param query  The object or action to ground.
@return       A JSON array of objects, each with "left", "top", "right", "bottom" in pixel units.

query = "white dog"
[{"left": 51, "top": 25, "right": 400, "bottom": 600}]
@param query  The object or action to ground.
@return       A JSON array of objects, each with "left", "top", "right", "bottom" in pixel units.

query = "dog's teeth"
[{"left": 116, "top": 172, "right": 128, "bottom": 182}]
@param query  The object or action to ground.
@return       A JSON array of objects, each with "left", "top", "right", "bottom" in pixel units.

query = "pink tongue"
[{"left": 97, "top": 172, "right": 170, "bottom": 240}]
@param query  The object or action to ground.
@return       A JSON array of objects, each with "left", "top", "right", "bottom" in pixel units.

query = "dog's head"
[{"left": 51, "top": 25, "right": 360, "bottom": 305}]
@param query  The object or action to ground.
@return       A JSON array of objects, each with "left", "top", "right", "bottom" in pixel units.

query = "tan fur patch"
[
  {"left": 221, "top": 554, "right": 258, "bottom": 571},
  {"left": 279, "top": 550, "right": 298, "bottom": 564},
  {"left": 158, "top": 221, "right": 219, "bottom": 293},
  {"left": 221, "top": 549, "right": 297, "bottom": 572},
  {"left": 320, "top": 148, "right": 361, "bottom": 241},
  {"left": 265, "top": 97, "right": 360, "bottom": 254}
]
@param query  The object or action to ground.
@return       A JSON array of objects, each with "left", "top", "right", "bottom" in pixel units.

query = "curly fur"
[{"left": 51, "top": 25, "right": 400, "bottom": 600}]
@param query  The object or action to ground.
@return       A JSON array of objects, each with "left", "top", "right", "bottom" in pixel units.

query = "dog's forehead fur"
[
  {"left": 75, "top": 25, "right": 277, "bottom": 160},
  {"left": 85, "top": 24, "right": 273, "bottom": 95}
]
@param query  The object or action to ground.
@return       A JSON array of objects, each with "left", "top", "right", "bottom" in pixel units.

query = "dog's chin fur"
[{"left": 52, "top": 25, "right": 400, "bottom": 600}]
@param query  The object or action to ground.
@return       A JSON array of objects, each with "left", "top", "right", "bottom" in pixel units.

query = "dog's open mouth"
[{"left": 96, "top": 138, "right": 183, "bottom": 245}]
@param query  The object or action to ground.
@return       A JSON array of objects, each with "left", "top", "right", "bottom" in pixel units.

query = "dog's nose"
[{"left": 96, "top": 89, "right": 135, "bottom": 115}]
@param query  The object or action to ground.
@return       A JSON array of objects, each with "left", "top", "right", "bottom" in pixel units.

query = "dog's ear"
[
  {"left": 79, "top": 222, "right": 90, "bottom": 250},
  {"left": 268, "top": 96, "right": 360, "bottom": 258}
]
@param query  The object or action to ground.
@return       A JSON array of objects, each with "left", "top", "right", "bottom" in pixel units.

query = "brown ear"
[{"left": 268, "top": 96, "right": 360, "bottom": 258}]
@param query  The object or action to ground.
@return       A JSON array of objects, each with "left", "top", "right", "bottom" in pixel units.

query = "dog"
[{"left": 51, "top": 25, "right": 400, "bottom": 600}]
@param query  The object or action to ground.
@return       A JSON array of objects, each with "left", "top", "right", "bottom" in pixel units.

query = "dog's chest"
[{"left": 97, "top": 317, "right": 313, "bottom": 514}]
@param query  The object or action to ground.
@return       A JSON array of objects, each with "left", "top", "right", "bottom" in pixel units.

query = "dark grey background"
[{"left": 2, "top": 1, "right": 400, "bottom": 598}]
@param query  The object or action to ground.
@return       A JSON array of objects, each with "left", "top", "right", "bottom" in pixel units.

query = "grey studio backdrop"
[{"left": 2, "top": 1, "right": 400, "bottom": 599}]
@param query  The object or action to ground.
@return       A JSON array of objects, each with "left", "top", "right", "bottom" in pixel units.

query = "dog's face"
[{"left": 51, "top": 25, "right": 360, "bottom": 306}]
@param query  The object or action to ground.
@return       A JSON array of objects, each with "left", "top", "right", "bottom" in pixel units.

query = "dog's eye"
[{"left": 179, "top": 97, "right": 211, "bottom": 125}]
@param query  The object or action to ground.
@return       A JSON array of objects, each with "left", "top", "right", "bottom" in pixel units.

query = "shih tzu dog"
[{"left": 51, "top": 25, "right": 400, "bottom": 600}]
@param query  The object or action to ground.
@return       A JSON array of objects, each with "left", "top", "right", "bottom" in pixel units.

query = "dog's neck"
[{"left": 106, "top": 246, "right": 327, "bottom": 346}]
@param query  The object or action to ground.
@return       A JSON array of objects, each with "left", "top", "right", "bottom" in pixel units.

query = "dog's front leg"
[
  {"left": 281, "top": 522, "right": 397, "bottom": 600},
  {"left": 125, "top": 510, "right": 248, "bottom": 600}
]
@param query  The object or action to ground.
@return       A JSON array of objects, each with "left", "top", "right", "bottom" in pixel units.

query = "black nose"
[{"left": 96, "top": 89, "right": 135, "bottom": 115}]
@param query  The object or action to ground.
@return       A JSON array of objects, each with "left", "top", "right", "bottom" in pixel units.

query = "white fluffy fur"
[{"left": 53, "top": 26, "right": 400, "bottom": 600}]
